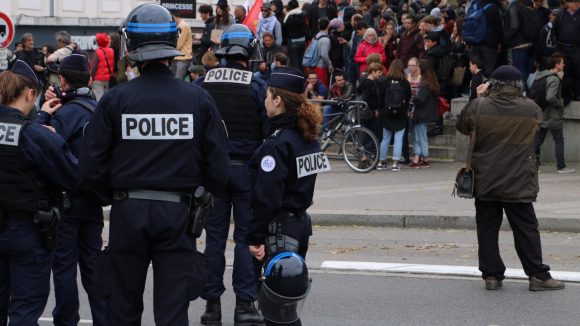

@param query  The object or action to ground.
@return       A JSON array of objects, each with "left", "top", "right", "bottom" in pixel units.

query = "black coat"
[{"left": 413, "top": 83, "right": 438, "bottom": 124}]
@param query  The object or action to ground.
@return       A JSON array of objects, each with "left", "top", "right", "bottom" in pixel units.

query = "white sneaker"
[
  {"left": 376, "top": 161, "right": 387, "bottom": 171},
  {"left": 557, "top": 168, "right": 576, "bottom": 174},
  {"left": 392, "top": 164, "right": 401, "bottom": 172}
]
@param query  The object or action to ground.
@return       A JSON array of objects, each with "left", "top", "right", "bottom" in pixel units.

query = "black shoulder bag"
[{"left": 452, "top": 100, "right": 482, "bottom": 198}]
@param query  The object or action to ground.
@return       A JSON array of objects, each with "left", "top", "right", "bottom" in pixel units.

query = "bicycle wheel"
[{"left": 341, "top": 126, "right": 379, "bottom": 173}]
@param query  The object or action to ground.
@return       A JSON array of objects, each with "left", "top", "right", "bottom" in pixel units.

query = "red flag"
[{"left": 243, "top": 0, "right": 263, "bottom": 33}]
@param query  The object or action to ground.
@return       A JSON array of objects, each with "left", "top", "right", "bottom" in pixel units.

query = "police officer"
[
  {"left": 79, "top": 4, "right": 229, "bottom": 325},
  {"left": 37, "top": 53, "right": 106, "bottom": 326},
  {"left": 0, "top": 60, "right": 79, "bottom": 325},
  {"left": 247, "top": 67, "right": 330, "bottom": 326},
  {"left": 199, "top": 24, "right": 268, "bottom": 326}
]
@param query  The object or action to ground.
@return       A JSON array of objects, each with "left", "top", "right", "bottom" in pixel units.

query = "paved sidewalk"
[
  {"left": 310, "top": 160, "right": 580, "bottom": 232},
  {"left": 103, "top": 160, "right": 580, "bottom": 232}
]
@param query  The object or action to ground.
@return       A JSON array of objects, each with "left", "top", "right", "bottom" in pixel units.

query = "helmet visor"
[{"left": 258, "top": 279, "right": 311, "bottom": 323}]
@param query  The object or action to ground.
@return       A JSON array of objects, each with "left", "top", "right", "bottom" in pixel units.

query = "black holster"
[
  {"left": 189, "top": 186, "right": 214, "bottom": 238},
  {"left": 264, "top": 219, "right": 299, "bottom": 256},
  {"left": 33, "top": 207, "right": 61, "bottom": 251}
]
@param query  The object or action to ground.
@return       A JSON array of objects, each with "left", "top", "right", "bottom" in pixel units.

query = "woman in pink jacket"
[{"left": 354, "top": 28, "right": 386, "bottom": 76}]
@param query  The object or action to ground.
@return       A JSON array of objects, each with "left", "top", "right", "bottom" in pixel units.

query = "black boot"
[
  {"left": 201, "top": 299, "right": 222, "bottom": 326},
  {"left": 234, "top": 298, "right": 265, "bottom": 326}
]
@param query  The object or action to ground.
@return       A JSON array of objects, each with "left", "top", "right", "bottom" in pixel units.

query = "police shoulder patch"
[
  {"left": 0, "top": 122, "right": 22, "bottom": 146},
  {"left": 296, "top": 152, "right": 331, "bottom": 178},
  {"left": 260, "top": 155, "right": 276, "bottom": 172}
]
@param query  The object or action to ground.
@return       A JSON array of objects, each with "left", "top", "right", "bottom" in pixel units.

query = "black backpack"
[
  {"left": 519, "top": 5, "right": 543, "bottom": 42},
  {"left": 383, "top": 79, "right": 405, "bottom": 118},
  {"left": 528, "top": 75, "right": 551, "bottom": 111},
  {"left": 437, "top": 54, "right": 453, "bottom": 82}
]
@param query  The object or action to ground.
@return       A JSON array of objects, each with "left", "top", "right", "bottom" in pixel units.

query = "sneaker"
[
  {"left": 484, "top": 276, "right": 502, "bottom": 291},
  {"left": 408, "top": 162, "right": 421, "bottom": 169},
  {"left": 376, "top": 161, "right": 388, "bottom": 170},
  {"left": 392, "top": 164, "right": 401, "bottom": 172},
  {"left": 557, "top": 167, "right": 576, "bottom": 174},
  {"left": 420, "top": 161, "right": 431, "bottom": 168},
  {"left": 529, "top": 276, "right": 565, "bottom": 291}
]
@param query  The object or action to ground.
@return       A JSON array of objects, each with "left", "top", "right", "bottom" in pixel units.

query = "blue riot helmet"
[
  {"left": 215, "top": 24, "right": 263, "bottom": 62},
  {"left": 121, "top": 3, "right": 183, "bottom": 62},
  {"left": 259, "top": 252, "right": 312, "bottom": 323}
]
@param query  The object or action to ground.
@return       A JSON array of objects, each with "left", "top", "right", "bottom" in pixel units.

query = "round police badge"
[{"left": 260, "top": 155, "right": 276, "bottom": 172}]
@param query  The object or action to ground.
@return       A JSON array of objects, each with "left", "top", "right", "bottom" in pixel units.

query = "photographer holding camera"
[{"left": 38, "top": 53, "right": 107, "bottom": 326}]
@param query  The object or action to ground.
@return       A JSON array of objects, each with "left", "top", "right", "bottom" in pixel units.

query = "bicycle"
[{"left": 312, "top": 98, "right": 380, "bottom": 173}]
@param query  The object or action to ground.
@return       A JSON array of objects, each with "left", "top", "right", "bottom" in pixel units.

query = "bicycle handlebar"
[{"left": 309, "top": 99, "right": 369, "bottom": 110}]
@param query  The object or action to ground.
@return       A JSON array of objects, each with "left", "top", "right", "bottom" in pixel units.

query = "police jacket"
[
  {"left": 201, "top": 61, "right": 268, "bottom": 159},
  {"left": 246, "top": 114, "right": 330, "bottom": 245},
  {"left": 79, "top": 62, "right": 229, "bottom": 197},
  {"left": 456, "top": 85, "right": 541, "bottom": 202},
  {"left": 0, "top": 105, "right": 79, "bottom": 213},
  {"left": 36, "top": 94, "right": 102, "bottom": 218}
]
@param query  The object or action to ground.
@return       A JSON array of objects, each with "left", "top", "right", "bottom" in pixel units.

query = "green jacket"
[
  {"left": 535, "top": 70, "right": 564, "bottom": 129},
  {"left": 456, "top": 85, "right": 543, "bottom": 203}
]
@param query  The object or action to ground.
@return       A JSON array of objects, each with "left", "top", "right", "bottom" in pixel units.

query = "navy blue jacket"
[
  {"left": 79, "top": 62, "right": 229, "bottom": 199},
  {"left": 246, "top": 114, "right": 330, "bottom": 245},
  {"left": 0, "top": 105, "right": 79, "bottom": 191},
  {"left": 35, "top": 96, "right": 102, "bottom": 217}
]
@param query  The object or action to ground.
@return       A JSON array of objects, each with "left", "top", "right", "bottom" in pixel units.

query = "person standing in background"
[{"left": 171, "top": 11, "right": 193, "bottom": 80}]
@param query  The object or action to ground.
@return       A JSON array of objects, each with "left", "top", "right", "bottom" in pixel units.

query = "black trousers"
[
  {"left": 475, "top": 199, "right": 551, "bottom": 281},
  {"left": 105, "top": 199, "right": 206, "bottom": 326}
]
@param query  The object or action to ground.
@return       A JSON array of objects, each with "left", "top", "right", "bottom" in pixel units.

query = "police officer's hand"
[
  {"left": 41, "top": 98, "right": 62, "bottom": 115},
  {"left": 249, "top": 245, "right": 265, "bottom": 261},
  {"left": 44, "top": 86, "right": 58, "bottom": 101}
]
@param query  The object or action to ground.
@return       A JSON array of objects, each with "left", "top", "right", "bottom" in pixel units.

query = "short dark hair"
[
  {"left": 274, "top": 52, "right": 288, "bottom": 65},
  {"left": 469, "top": 55, "right": 484, "bottom": 69},
  {"left": 354, "top": 21, "right": 369, "bottom": 31},
  {"left": 333, "top": 72, "right": 345, "bottom": 80},
  {"left": 318, "top": 18, "right": 330, "bottom": 30},
  {"left": 59, "top": 68, "right": 90, "bottom": 88},
  {"left": 403, "top": 14, "right": 417, "bottom": 23},
  {"left": 546, "top": 53, "right": 564, "bottom": 70},
  {"left": 199, "top": 4, "right": 213, "bottom": 15}
]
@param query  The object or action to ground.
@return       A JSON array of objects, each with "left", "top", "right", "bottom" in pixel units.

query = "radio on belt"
[{"left": 121, "top": 114, "right": 194, "bottom": 140}]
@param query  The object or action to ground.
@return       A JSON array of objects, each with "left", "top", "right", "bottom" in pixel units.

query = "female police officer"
[
  {"left": 247, "top": 67, "right": 330, "bottom": 326},
  {"left": 0, "top": 60, "right": 78, "bottom": 325}
]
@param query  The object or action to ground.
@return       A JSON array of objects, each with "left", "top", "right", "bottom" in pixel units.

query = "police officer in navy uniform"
[
  {"left": 0, "top": 60, "right": 79, "bottom": 325},
  {"left": 199, "top": 24, "right": 268, "bottom": 326},
  {"left": 79, "top": 4, "right": 229, "bottom": 325},
  {"left": 247, "top": 67, "right": 330, "bottom": 326},
  {"left": 36, "top": 53, "right": 106, "bottom": 326}
]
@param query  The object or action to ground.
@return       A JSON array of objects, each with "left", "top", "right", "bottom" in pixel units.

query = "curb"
[
  {"left": 319, "top": 261, "right": 580, "bottom": 283},
  {"left": 103, "top": 209, "right": 580, "bottom": 233}
]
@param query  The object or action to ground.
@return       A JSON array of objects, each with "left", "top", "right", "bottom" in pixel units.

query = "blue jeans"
[
  {"left": 535, "top": 127, "right": 566, "bottom": 170},
  {"left": 322, "top": 105, "right": 341, "bottom": 130},
  {"left": 412, "top": 123, "right": 429, "bottom": 158},
  {"left": 380, "top": 128, "right": 405, "bottom": 161},
  {"left": 508, "top": 47, "right": 534, "bottom": 91}
]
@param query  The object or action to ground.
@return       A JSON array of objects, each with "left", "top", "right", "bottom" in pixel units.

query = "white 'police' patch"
[
  {"left": 296, "top": 152, "right": 331, "bottom": 178},
  {"left": 261, "top": 155, "right": 276, "bottom": 172},
  {"left": 121, "top": 114, "right": 194, "bottom": 140},
  {"left": 204, "top": 68, "right": 252, "bottom": 85},
  {"left": 0, "top": 123, "right": 22, "bottom": 146}
]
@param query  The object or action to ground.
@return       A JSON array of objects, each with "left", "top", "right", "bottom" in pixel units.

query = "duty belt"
[{"left": 113, "top": 189, "right": 192, "bottom": 206}]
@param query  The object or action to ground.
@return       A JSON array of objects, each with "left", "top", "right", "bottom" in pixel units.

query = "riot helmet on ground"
[
  {"left": 258, "top": 252, "right": 312, "bottom": 323},
  {"left": 215, "top": 24, "right": 262, "bottom": 62},
  {"left": 121, "top": 4, "right": 183, "bottom": 62}
]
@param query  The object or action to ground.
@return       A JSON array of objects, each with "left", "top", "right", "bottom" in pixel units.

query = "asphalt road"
[{"left": 38, "top": 226, "right": 580, "bottom": 325}]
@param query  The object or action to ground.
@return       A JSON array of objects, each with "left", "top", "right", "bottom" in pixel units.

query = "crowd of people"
[{"left": 2, "top": 1, "right": 576, "bottom": 325}]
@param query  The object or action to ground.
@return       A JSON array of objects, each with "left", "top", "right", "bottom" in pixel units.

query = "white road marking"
[
  {"left": 39, "top": 317, "right": 93, "bottom": 324},
  {"left": 320, "top": 261, "right": 580, "bottom": 282}
]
